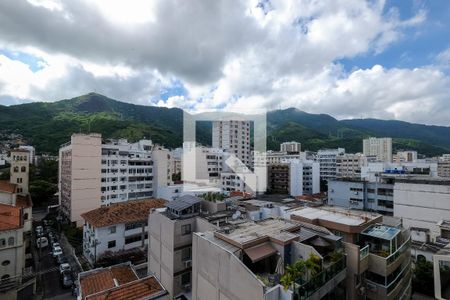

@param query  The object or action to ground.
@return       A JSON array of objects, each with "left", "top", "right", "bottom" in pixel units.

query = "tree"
[
  {"left": 413, "top": 258, "right": 434, "bottom": 296},
  {"left": 29, "top": 180, "right": 58, "bottom": 207}
]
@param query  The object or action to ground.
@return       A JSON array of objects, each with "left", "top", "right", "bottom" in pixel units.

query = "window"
[
  {"left": 17, "top": 178, "right": 22, "bottom": 184},
  {"left": 181, "top": 247, "right": 192, "bottom": 261},
  {"left": 107, "top": 240, "right": 116, "bottom": 248},
  {"left": 13, "top": 166, "right": 19, "bottom": 173},
  {"left": 109, "top": 226, "right": 116, "bottom": 234},
  {"left": 17, "top": 188, "right": 22, "bottom": 193},
  {"left": 125, "top": 222, "right": 143, "bottom": 231},
  {"left": 8, "top": 237, "right": 14, "bottom": 246},
  {"left": 1, "top": 260, "right": 10, "bottom": 266},
  {"left": 21, "top": 166, "right": 26, "bottom": 172},
  {"left": 125, "top": 233, "right": 148, "bottom": 245},
  {"left": 181, "top": 224, "right": 191, "bottom": 235},
  {"left": 181, "top": 272, "right": 191, "bottom": 285},
  {"left": 23, "top": 213, "right": 28, "bottom": 220},
  {"left": 0, "top": 239, "right": 5, "bottom": 247}
]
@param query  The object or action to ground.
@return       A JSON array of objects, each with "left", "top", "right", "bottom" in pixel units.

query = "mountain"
[{"left": 0, "top": 93, "right": 449, "bottom": 156}]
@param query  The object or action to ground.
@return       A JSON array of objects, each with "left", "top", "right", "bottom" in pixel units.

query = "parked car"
[
  {"left": 61, "top": 270, "right": 73, "bottom": 288},
  {"left": 36, "top": 237, "right": 48, "bottom": 248},
  {"left": 56, "top": 254, "right": 68, "bottom": 265},
  {"left": 52, "top": 246, "right": 63, "bottom": 257},
  {"left": 50, "top": 236, "right": 58, "bottom": 247},
  {"left": 52, "top": 242, "right": 60, "bottom": 250},
  {"left": 59, "top": 263, "right": 71, "bottom": 274}
]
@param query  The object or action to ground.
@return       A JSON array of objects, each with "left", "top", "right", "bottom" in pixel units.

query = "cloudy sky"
[{"left": 0, "top": 0, "right": 450, "bottom": 125}]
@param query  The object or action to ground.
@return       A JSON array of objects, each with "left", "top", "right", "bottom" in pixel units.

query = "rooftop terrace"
[{"left": 289, "top": 206, "right": 381, "bottom": 226}]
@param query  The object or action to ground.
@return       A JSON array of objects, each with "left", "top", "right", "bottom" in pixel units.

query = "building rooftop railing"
[{"left": 293, "top": 256, "right": 346, "bottom": 299}]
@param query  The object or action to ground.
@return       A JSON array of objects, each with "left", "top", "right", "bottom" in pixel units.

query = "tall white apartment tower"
[
  {"left": 363, "top": 137, "right": 392, "bottom": 162},
  {"left": 212, "top": 120, "right": 251, "bottom": 167}
]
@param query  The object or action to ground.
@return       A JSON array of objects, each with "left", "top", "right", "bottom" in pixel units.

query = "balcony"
[
  {"left": 367, "top": 237, "right": 411, "bottom": 276},
  {"left": 366, "top": 263, "right": 411, "bottom": 300},
  {"left": 293, "top": 256, "right": 346, "bottom": 300}
]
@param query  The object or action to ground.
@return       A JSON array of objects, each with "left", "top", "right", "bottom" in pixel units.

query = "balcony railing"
[
  {"left": 386, "top": 237, "right": 410, "bottom": 265},
  {"left": 360, "top": 245, "right": 369, "bottom": 260},
  {"left": 293, "top": 256, "right": 346, "bottom": 300}
]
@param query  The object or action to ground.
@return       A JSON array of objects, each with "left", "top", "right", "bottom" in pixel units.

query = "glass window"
[
  {"left": 107, "top": 240, "right": 116, "bottom": 248},
  {"left": 181, "top": 247, "right": 192, "bottom": 261},
  {"left": 1, "top": 260, "right": 10, "bottom": 266},
  {"left": 109, "top": 226, "right": 116, "bottom": 234},
  {"left": 7, "top": 237, "right": 14, "bottom": 246}
]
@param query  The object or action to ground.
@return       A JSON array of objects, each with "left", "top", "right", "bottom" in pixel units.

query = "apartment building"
[
  {"left": 0, "top": 203, "right": 35, "bottom": 300},
  {"left": 267, "top": 160, "right": 320, "bottom": 197},
  {"left": 59, "top": 133, "right": 171, "bottom": 226},
  {"left": 220, "top": 172, "right": 253, "bottom": 194},
  {"left": 363, "top": 137, "right": 392, "bottom": 163},
  {"left": 148, "top": 195, "right": 217, "bottom": 298},
  {"left": 289, "top": 206, "right": 411, "bottom": 300},
  {"left": 9, "top": 149, "right": 30, "bottom": 195},
  {"left": 316, "top": 148, "right": 345, "bottom": 181},
  {"left": 394, "top": 177, "right": 450, "bottom": 243},
  {"left": 336, "top": 153, "right": 367, "bottom": 179},
  {"left": 17, "top": 146, "right": 35, "bottom": 165},
  {"left": 81, "top": 199, "right": 166, "bottom": 265},
  {"left": 438, "top": 161, "right": 450, "bottom": 178},
  {"left": 182, "top": 145, "right": 230, "bottom": 184},
  {"left": 361, "top": 161, "right": 438, "bottom": 182},
  {"left": 192, "top": 218, "right": 346, "bottom": 300},
  {"left": 393, "top": 151, "right": 418, "bottom": 163},
  {"left": 212, "top": 120, "right": 251, "bottom": 167},
  {"left": 328, "top": 177, "right": 395, "bottom": 215},
  {"left": 77, "top": 262, "right": 168, "bottom": 300},
  {"left": 280, "top": 141, "right": 301, "bottom": 154}
]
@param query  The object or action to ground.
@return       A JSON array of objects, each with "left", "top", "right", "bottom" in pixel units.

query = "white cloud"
[{"left": 1, "top": 0, "right": 449, "bottom": 126}]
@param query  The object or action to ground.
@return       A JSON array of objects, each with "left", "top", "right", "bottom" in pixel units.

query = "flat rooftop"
[
  {"left": 289, "top": 206, "right": 381, "bottom": 226},
  {"left": 361, "top": 224, "right": 400, "bottom": 240},
  {"left": 215, "top": 218, "right": 301, "bottom": 247}
]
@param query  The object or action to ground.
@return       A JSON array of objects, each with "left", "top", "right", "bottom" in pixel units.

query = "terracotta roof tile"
[
  {"left": 16, "top": 194, "right": 32, "bottom": 208},
  {"left": 81, "top": 199, "right": 166, "bottom": 228},
  {"left": 0, "top": 180, "right": 17, "bottom": 193},
  {"left": 80, "top": 269, "right": 116, "bottom": 298},
  {"left": 110, "top": 265, "right": 138, "bottom": 285},
  {"left": 86, "top": 276, "right": 165, "bottom": 300},
  {"left": 0, "top": 203, "right": 22, "bottom": 231}
]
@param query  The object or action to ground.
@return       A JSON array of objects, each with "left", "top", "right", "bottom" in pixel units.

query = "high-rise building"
[
  {"left": 317, "top": 148, "right": 345, "bottom": 181},
  {"left": 280, "top": 141, "right": 301, "bottom": 154},
  {"left": 59, "top": 133, "right": 171, "bottom": 226},
  {"left": 363, "top": 137, "right": 392, "bottom": 162},
  {"left": 9, "top": 149, "right": 30, "bottom": 195},
  {"left": 336, "top": 153, "right": 367, "bottom": 179},
  {"left": 212, "top": 120, "right": 251, "bottom": 167},
  {"left": 394, "top": 151, "right": 417, "bottom": 163}
]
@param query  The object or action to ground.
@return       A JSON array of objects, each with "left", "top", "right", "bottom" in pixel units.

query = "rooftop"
[
  {"left": 215, "top": 218, "right": 301, "bottom": 247},
  {"left": 81, "top": 199, "right": 166, "bottom": 228},
  {"left": 361, "top": 224, "right": 401, "bottom": 240},
  {"left": 16, "top": 194, "right": 32, "bottom": 208},
  {"left": 289, "top": 206, "right": 381, "bottom": 226},
  {"left": 394, "top": 176, "right": 450, "bottom": 185},
  {"left": 166, "top": 194, "right": 201, "bottom": 211},
  {"left": 85, "top": 276, "right": 166, "bottom": 300},
  {"left": 0, "top": 203, "right": 22, "bottom": 231},
  {"left": 0, "top": 180, "right": 17, "bottom": 193},
  {"left": 79, "top": 264, "right": 138, "bottom": 298}
]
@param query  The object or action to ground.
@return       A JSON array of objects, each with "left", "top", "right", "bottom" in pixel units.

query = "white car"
[
  {"left": 52, "top": 242, "right": 60, "bottom": 249},
  {"left": 59, "top": 263, "right": 71, "bottom": 274},
  {"left": 52, "top": 246, "right": 63, "bottom": 257}
]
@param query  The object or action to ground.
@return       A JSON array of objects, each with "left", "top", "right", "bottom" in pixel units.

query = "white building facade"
[{"left": 363, "top": 137, "right": 392, "bottom": 162}]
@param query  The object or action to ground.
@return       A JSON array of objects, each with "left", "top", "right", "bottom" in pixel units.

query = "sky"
[{"left": 0, "top": 0, "right": 450, "bottom": 125}]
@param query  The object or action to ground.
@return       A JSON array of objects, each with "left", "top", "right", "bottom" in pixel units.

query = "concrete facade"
[
  {"left": 316, "top": 148, "right": 345, "bottom": 181},
  {"left": 363, "top": 137, "right": 392, "bottom": 163},
  {"left": 394, "top": 178, "right": 450, "bottom": 242},
  {"left": 212, "top": 120, "right": 251, "bottom": 167}
]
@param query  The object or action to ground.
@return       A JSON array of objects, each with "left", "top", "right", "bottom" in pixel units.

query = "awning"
[{"left": 244, "top": 243, "right": 277, "bottom": 263}]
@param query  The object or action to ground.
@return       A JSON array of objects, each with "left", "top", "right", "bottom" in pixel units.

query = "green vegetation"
[
  {"left": 201, "top": 192, "right": 226, "bottom": 202},
  {"left": 280, "top": 254, "right": 321, "bottom": 290},
  {"left": 29, "top": 159, "right": 58, "bottom": 207},
  {"left": 412, "top": 257, "right": 434, "bottom": 296},
  {"left": 1, "top": 93, "right": 450, "bottom": 156}
]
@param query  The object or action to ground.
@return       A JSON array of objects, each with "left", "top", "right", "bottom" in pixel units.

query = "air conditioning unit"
[{"left": 184, "top": 260, "right": 192, "bottom": 268}]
